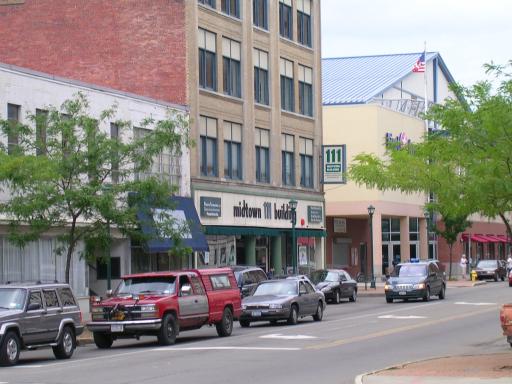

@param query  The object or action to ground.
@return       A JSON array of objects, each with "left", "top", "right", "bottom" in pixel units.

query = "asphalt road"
[{"left": 2, "top": 283, "right": 511, "bottom": 384}]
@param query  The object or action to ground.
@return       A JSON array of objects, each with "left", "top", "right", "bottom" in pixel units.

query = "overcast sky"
[{"left": 321, "top": 0, "right": 511, "bottom": 87}]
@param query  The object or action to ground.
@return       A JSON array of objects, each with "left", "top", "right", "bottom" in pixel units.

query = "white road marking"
[
  {"left": 155, "top": 346, "right": 301, "bottom": 351},
  {"left": 378, "top": 315, "right": 427, "bottom": 319},
  {"left": 259, "top": 333, "right": 317, "bottom": 340},
  {"left": 454, "top": 302, "right": 497, "bottom": 306}
]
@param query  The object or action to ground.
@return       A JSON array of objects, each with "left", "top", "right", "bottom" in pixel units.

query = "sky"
[{"left": 321, "top": 0, "right": 512, "bottom": 87}]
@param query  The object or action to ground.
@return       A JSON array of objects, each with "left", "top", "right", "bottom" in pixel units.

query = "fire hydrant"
[{"left": 471, "top": 269, "right": 477, "bottom": 282}]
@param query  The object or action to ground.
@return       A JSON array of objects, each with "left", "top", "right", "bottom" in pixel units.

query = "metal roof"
[{"left": 322, "top": 52, "right": 455, "bottom": 105}]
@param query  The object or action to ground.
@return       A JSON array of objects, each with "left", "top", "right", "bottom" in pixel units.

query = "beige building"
[
  {"left": 322, "top": 52, "right": 457, "bottom": 279},
  {"left": 188, "top": 0, "right": 325, "bottom": 274}
]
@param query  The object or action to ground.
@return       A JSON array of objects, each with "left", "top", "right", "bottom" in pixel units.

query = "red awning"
[
  {"left": 484, "top": 235, "right": 503, "bottom": 243},
  {"left": 496, "top": 235, "right": 511, "bottom": 243},
  {"left": 461, "top": 233, "right": 490, "bottom": 243}
]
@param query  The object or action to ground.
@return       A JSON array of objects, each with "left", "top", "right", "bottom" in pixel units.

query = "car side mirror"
[
  {"left": 180, "top": 284, "right": 192, "bottom": 296},
  {"left": 27, "top": 303, "right": 42, "bottom": 311}
]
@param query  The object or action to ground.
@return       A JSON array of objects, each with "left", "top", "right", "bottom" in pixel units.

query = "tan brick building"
[{"left": 0, "top": 0, "right": 325, "bottom": 274}]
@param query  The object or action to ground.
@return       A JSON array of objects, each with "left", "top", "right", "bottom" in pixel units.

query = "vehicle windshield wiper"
[{"left": 138, "top": 290, "right": 161, "bottom": 294}]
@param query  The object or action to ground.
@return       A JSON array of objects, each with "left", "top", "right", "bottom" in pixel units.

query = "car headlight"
[
  {"left": 269, "top": 303, "right": 283, "bottom": 309},
  {"left": 321, "top": 286, "right": 332, "bottom": 292},
  {"left": 384, "top": 284, "right": 393, "bottom": 291},
  {"left": 139, "top": 304, "right": 157, "bottom": 312},
  {"left": 241, "top": 304, "right": 247, "bottom": 310},
  {"left": 413, "top": 283, "right": 425, "bottom": 290},
  {"left": 91, "top": 306, "right": 104, "bottom": 313}
]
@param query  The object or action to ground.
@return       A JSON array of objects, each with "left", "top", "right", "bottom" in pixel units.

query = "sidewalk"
[
  {"left": 357, "top": 279, "right": 485, "bottom": 297},
  {"left": 356, "top": 353, "right": 512, "bottom": 384}
]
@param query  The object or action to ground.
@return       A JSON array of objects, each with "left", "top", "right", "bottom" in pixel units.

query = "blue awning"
[{"left": 137, "top": 196, "right": 209, "bottom": 253}]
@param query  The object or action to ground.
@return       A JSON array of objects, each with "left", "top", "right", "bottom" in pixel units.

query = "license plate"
[
  {"left": 111, "top": 324, "right": 124, "bottom": 332},
  {"left": 251, "top": 311, "right": 262, "bottom": 317},
  {"left": 399, "top": 291, "right": 407, "bottom": 295}
]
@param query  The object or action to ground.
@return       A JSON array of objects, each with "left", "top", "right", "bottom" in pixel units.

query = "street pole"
[
  {"left": 106, "top": 216, "right": 111, "bottom": 290},
  {"left": 368, "top": 205, "right": 376, "bottom": 289},
  {"left": 289, "top": 199, "right": 298, "bottom": 275}
]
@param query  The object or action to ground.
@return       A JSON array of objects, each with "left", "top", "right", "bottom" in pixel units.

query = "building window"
[
  {"left": 134, "top": 127, "right": 182, "bottom": 186},
  {"left": 300, "top": 137, "right": 313, "bottom": 188},
  {"left": 279, "top": 0, "right": 293, "bottom": 39},
  {"left": 280, "top": 58, "right": 294, "bottom": 112},
  {"left": 223, "top": 38, "right": 241, "bottom": 98},
  {"left": 253, "top": 0, "right": 268, "bottom": 29},
  {"left": 97, "top": 257, "right": 121, "bottom": 280},
  {"left": 221, "top": 0, "right": 240, "bottom": 18},
  {"left": 198, "top": 28, "right": 217, "bottom": 91},
  {"left": 200, "top": 116, "right": 218, "bottom": 177},
  {"left": 255, "top": 128, "right": 270, "bottom": 183},
  {"left": 253, "top": 48, "right": 269, "bottom": 105},
  {"left": 297, "top": 0, "right": 312, "bottom": 47},
  {"left": 298, "top": 64, "right": 313, "bottom": 116},
  {"left": 224, "top": 121, "right": 242, "bottom": 180},
  {"left": 35, "top": 109, "right": 48, "bottom": 156},
  {"left": 7, "top": 103, "right": 20, "bottom": 155},
  {"left": 110, "top": 122, "right": 120, "bottom": 184},
  {"left": 198, "top": 0, "right": 215, "bottom": 8},
  {"left": 281, "top": 133, "right": 295, "bottom": 186}
]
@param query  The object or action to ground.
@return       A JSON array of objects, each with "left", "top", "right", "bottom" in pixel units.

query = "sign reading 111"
[
  {"left": 325, "top": 148, "right": 342, "bottom": 163},
  {"left": 321, "top": 144, "right": 346, "bottom": 184}
]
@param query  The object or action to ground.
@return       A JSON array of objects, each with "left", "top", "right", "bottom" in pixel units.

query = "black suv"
[
  {"left": 230, "top": 266, "right": 268, "bottom": 297},
  {"left": 0, "top": 282, "right": 83, "bottom": 366},
  {"left": 384, "top": 261, "right": 446, "bottom": 303}
]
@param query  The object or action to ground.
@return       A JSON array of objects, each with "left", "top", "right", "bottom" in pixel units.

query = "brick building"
[{"left": 0, "top": 0, "right": 325, "bottom": 275}]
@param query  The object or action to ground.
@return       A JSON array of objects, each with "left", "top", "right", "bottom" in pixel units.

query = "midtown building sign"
[{"left": 233, "top": 200, "right": 293, "bottom": 221}]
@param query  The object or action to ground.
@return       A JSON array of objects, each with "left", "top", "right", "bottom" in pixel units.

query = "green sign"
[{"left": 322, "top": 145, "right": 346, "bottom": 184}]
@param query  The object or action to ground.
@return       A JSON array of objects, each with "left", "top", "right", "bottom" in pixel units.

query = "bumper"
[
  {"left": 75, "top": 325, "right": 85, "bottom": 336},
  {"left": 86, "top": 319, "right": 161, "bottom": 333},
  {"left": 385, "top": 288, "right": 427, "bottom": 300},
  {"left": 239, "top": 308, "right": 290, "bottom": 322},
  {"left": 322, "top": 290, "right": 336, "bottom": 300},
  {"left": 476, "top": 272, "right": 497, "bottom": 279}
]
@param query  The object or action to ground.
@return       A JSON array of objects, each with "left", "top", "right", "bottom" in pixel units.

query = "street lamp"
[
  {"left": 367, "top": 205, "right": 376, "bottom": 289},
  {"left": 102, "top": 183, "right": 113, "bottom": 290},
  {"left": 289, "top": 199, "right": 298, "bottom": 275},
  {"left": 424, "top": 210, "right": 430, "bottom": 260}
]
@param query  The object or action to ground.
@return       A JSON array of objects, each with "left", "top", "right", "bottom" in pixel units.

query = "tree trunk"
[
  {"left": 448, "top": 243, "right": 453, "bottom": 280},
  {"left": 65, "top": 220, "right": 78, "bottom": 284}
]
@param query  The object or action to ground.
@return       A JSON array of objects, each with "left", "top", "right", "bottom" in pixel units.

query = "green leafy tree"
[{"left": 0, "top": 93, "right": 191, "bottom": 283}]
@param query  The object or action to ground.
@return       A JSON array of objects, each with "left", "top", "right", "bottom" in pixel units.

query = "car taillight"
[{"left": 80, "top": 311, "right": 83, "bottom": 323}]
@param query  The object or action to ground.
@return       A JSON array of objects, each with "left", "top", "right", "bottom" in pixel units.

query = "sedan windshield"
[
  {"left": 0, "top": 288, "right": 26, "bottom": 310},
  {"left": 253, "top": 281, "right": 297, "bottom": 296},
  {"left": 477, "top": 260, "right": 497, "bottom": 268},
  {"left": 310, "top": 270, "right": 338, "bottom": 284},
  {"left": 116, "top": 277, "right": 176, "bottom": 296},
  {"left": 393, "top": 265, "right": 427, "bottom": 278}
]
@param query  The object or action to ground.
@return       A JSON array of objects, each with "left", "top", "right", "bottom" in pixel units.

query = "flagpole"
[{"left": 423, "top": 41, "right": 428, "bottom": 132}]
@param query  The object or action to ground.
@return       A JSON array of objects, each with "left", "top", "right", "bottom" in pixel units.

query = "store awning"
[
  {"left": 137, "top": 196, "right": 209, "bottom": 253},
  {"left": 496, "top": 235, "right": 511, "bottom": 243},
  {"left": 203, "top": 226, "right": 327, "bottom": 238},
  {"left": 462, "top": 233, "right": 490, "bottom": 243}
]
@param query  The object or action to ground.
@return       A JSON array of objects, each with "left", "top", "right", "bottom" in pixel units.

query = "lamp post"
[
  {"left": 289, "top": 199, "right": 298, "bottom": 275},
  {"left": 424, "top": 210, "right": 430, "bottom": 260},
  {"left": 367, "top": 205, "right": 376, "bottom": 289}
]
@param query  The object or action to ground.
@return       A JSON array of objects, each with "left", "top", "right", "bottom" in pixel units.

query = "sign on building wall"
[
  {"left": 307, "top": 206, "right": 323, "bottom": 223},
  {"left": 298, "top": 246, "right": 308, "bottom": 266},
  {"left": 333, "top": 218, "right": 347, "bottom": 233},
  {"left": 321, "top": 145, "right": 346, "bottom": 184},
  {"left": 200, "top": 196, "right": 222, "bottom": 217}
]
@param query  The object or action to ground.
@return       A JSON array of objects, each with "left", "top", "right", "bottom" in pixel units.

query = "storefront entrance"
[{"left": 382, "top": 242, "right": 401, "bottom": 274}]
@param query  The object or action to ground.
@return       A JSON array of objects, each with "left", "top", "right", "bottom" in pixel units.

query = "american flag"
[{"left": 412, "top": 52, "right": 426, "bottom": 73}]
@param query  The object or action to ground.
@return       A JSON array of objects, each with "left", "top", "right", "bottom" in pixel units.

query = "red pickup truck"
[{"left": 87, "top": 268, "right": 241, "bottom": 348}]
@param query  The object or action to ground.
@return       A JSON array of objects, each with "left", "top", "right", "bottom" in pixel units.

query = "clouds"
[{"left": 321, "top": 0, "right": 512, "bottom": 86}]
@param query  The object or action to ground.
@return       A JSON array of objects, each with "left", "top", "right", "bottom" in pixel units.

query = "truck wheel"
[
  {"left": 0, "top": 331, "right": 20, "bottom": 366},
  {"left": 53, "top": 326, "right": 76, "bottom": 359},
  {"left": 287, "top": 305, "right": 298, "bottom": 325},
  {"left": 158, "top": 313, "right": 178, "bottom": 346},
  {"left": 312, "top": 302, "right": 323, "bottom": 321},
  {"left": 93, "top": 332, "right": 113, "bottom": 349},
  {"left": 239, "top": 320, "right": 250, "bottom": 328},
  {"left": 216, "top": 307, "right": 233, "bottom": 337}
]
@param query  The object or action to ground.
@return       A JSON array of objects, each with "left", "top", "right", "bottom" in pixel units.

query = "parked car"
[
  {"left": 239, "top": 277, "right": 326, "bottom": 327},
  {"left": 474, "top": 260, "right": 507, "bottom": 281},
  {"left": 509, "top": 270, "right": 512, "bottom": 287},
  {"left": 0, "top": 282, "right": 83, "bottom": 366},
  {"left": 384, "top": 261, "right": 446, "bottom": 303},
  {"left": 309, "top": 269, "right": 357, "bottom": 304},
  {"left": 87, "top": 268, "right": 241, "bottom": 348},
  {"left": 230, "top": 266, "right": 268, "bottom": 297}
]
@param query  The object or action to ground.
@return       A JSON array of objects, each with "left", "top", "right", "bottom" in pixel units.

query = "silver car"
[{"left": 239, "top": 278, "right": 326, "bottom": 327}]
